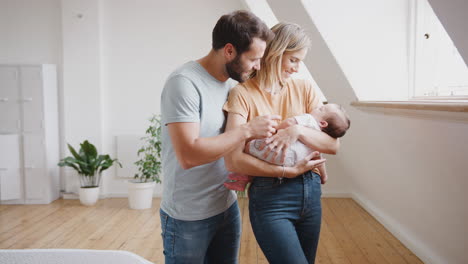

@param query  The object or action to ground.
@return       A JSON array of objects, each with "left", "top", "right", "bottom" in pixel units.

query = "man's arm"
[
  {"left": 224, "top": 113, "right": 326, "bottom": 178},
  {"left": 168, "top": 115, "right": 279, "bottom": 170}
]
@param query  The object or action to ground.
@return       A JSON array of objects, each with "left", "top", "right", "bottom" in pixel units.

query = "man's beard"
[{"left": 226, "top": 55, "right": 249, "bottom": 83}]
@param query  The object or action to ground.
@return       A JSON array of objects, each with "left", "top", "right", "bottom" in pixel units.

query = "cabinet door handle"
[
  {"left": 0, "top": 98, "right": 8, "bottom": 102},
  {"left": 23, "top": 98, "right": 33, "bottom": 102}
]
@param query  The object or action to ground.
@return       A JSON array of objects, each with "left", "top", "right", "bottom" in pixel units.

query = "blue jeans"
[
  {"left": 160, "top": 201, "right": 241, "bottom": 264},
  {"left": 249, "top": 171, "right": 322, "bottom": 264}
]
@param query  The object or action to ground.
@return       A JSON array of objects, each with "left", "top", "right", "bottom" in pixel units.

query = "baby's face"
[{"left": 315, "top": 104, "right": 341, "bottom": 119}]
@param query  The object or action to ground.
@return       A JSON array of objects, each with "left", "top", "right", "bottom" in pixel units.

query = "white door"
[
  {"left": 0, "top": 134, "right": 22, "bottom": 201},
  {"left": 0, "top": 66, "right": 21, "bottom": 133},
  {"left": 24, "top": 168, "right": 45, "bottom": 201},
  {"left": 21, "top": 66, "right": 44, "bottom": 133},
  {"left": 23, "top": 133, "right": 46, "bottom": 200},
  {"left": 0, "top": 169, "right": 22, "bottom": 201}
]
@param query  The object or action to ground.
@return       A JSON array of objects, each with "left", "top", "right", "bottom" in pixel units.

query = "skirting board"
[
  {"left": 61, "top": 192, "right": 162, "bottom": 199},
  {"left": 350, "top": 192, "right": 442, "bottom": 264},
  {"left": 321, "top": 192, "right": 352, "bottom": 198},
  {"left": 62, "top": 191, "right": 348, "bottom": 199}
]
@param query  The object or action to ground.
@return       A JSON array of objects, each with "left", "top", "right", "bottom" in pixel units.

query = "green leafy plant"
[
  {"left": 58, "top": 140, "right": 122, "bottom": 188},
  {"left": 134, "top": 115, "right": 162, "bottom": 183}
]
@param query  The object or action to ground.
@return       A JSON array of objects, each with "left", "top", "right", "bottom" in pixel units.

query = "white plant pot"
[
  {"left": 128, "top": 180, "right": 156, "bottom": 210},
  {"left": 79, "top": 186, "right": 100, "bottom": 206}
]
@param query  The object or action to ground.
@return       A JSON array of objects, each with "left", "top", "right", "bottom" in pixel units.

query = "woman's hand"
[
  {"left": 284, "top": 151, "right": 326, "bottom": 178},
  {"left": 260, "top": 125, "right": 301, "bottom": 163}
]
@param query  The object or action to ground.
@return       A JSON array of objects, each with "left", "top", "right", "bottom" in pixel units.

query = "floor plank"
[
  {"left": 0, "top": 198, "right": 423, "bottom": 264},
  {"left": 344, "top": 199, "right": 423, "bottom": 264},
  {"left": 322, "top": 199, "right": 372, "bottom": 264}
]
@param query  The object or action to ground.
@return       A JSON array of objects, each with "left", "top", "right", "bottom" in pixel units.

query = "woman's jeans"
[
  {"left": 160, "top": 201, "right": 241, "bottom": 264},
  {"left": 249, "top": 171, "right": 322, "bottom": 264}
]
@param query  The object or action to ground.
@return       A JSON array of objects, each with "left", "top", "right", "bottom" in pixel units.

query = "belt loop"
[{"left": 278, "top": 165, "right": 285, "bottom": 184}]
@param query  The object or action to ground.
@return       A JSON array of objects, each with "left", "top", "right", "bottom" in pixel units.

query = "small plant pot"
[
  {"left": 79, "top": 186, "right": 100, "bottom": 206},
  {"left": 128, "top": 180, "right": 156, "bottom": 210}
]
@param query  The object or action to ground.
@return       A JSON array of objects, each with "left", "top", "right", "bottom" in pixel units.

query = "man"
[{"left": 159, "top": 10, "right": 276, "bottom": 264}]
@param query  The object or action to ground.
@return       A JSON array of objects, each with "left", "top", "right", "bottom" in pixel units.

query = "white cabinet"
[
  {"left": 0, "top": 67, "right": 21, "bottom": 133},
  {"left": 0, "top": 64, "right": 60, "bottom": 204},
  {"left": 0, "top": 135, "right": 21, "bottom": 201}
]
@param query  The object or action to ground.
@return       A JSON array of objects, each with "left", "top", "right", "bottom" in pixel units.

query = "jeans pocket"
[
  {"left": 160, "top": 209, "right": 169, "bottom": 236},
  {"left": 312, "top": 173, "right": 322, "bottom": 196},
  {"left": 313, "top": 172, "right": 322, "bottom": 184},
  {"left": 160, "top": 210, "right": 174, "bottom": 257}
]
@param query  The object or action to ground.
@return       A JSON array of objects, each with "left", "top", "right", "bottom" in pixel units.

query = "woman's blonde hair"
[{"left": 254, "top": 22, "right": 311, "bottom": 89}]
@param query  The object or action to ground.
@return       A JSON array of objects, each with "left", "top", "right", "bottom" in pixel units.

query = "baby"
[{"left": 224, "top": 103, "right": 350, "bottom": 191}]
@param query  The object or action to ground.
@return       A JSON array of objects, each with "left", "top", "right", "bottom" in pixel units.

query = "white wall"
[
  {"left": 1, "top": 0, "right": 245, "bottom": 196},
  {"left": 97, "top": 0, "right": 245, "bottom": 196},
  {"left": 0, "top": 0, "right": 62, "bottom": 64},
  {"left": 268, "top": 0, "right": 468, "bottom": 263},
  {"left": 0, "top": 0, "right": 65, "bottom": 189},
  {"left": 347, "top": 109, "right": 468, "bottom": 264},
  {"left": 61, "top": 0, "right": 103, "bottom": 193}
]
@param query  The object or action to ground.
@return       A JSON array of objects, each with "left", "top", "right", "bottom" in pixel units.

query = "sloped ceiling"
[
  {"left": 428, "top": 0, "right": 468, "bottom": 65},
  {"left": 266, "top": 0, "right": 357, "bottom": 105}
]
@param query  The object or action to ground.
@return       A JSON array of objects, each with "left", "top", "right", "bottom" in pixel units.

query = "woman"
[{"left": 223, "top": 22, "right": 339, "bottom": 263}]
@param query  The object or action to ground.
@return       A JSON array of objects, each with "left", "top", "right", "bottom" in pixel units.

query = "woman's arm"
[
  {"left": 224, "top": 113, "right": 326, "bottom": 178},
  {"left": 297, "top": 125, "right": 339, "bottom": 154},
  {"left": 261, "top": 124, "right": 339, "bottom": 158}
]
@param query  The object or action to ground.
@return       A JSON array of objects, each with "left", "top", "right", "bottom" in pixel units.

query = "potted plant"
[
  {"left": 128, "top": 115, "right": 162, "bottom": 209},
  {"left": 58, "top": 140, "right": 121, "bottom": 206}
]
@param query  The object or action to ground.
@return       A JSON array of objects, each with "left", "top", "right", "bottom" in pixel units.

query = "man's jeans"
[
  {"left": 160, "top": 201, "right": 241, "bottom": 264},
  {"left": 249, "top": 171, "right": 322, "bottom": 264}
]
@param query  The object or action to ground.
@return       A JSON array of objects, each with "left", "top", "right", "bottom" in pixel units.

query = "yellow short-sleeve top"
[{"left": 223, "top": 78, "right": 320, "bottom": 121}]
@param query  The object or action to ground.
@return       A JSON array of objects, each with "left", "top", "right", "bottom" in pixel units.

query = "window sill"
[
  {"left": 350, "top": 100, "right": 468, "bottom": 123},
  {"left": 351, "top": 100, "right": 468, "bottom": 112}
]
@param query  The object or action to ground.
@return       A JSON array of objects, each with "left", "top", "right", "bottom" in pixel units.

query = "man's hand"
[
  {"left": 284, "top": 151, "right": 326, "bottom": 178},
  {"left": 245, "top": 115, "right": 281, "bottom": 139}
]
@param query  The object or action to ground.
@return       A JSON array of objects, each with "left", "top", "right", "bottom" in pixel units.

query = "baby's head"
[{"left": 313, "top": 104, "right": 350, "bottom": 138}]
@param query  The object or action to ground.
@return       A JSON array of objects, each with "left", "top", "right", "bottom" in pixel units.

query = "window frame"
[{"left": 410, "top": 0, "right": 468, "bottom": 101}]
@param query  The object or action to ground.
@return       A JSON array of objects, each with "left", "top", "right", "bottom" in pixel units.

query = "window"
[{"left": 412, "top": 0, "right": 468, "bottom": 100}]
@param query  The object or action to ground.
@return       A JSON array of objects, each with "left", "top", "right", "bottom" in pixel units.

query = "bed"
[{"left": 0, "top": 249, "right": 154, "bottom": 264}]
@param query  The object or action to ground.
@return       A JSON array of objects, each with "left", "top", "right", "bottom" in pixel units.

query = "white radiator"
[{"left": 115, "top": 135, "right": 144, "bottom": 178}]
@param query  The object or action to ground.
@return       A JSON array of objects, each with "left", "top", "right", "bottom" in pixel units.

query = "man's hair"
[
  {"left": 212, "top": 10, "right": 274, "bottom": 54},
  {"left": 323, "top": 105, "right": 351, "bottom": 138}
]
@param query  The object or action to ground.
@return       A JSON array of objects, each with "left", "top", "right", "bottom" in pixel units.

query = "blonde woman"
[{"left": 224, "top": 22, "right": 339, "bottom": 263}]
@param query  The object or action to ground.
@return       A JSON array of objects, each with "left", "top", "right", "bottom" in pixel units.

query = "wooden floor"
[{"left": 0, "top": 198, "right": 423, "bottom": 264}]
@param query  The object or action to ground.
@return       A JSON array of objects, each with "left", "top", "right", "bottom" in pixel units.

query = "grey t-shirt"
[{"left": 160, "top": 61, "right": 237, "bottom": 221}]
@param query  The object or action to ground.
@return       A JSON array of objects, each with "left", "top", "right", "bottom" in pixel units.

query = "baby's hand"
[{"left": 277, "top": 117, "right": 298, "bottom": 130}]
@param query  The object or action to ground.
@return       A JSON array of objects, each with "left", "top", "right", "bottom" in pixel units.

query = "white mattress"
[{"left": 0, "top": 249, "right": 154, "bottom": 264}]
